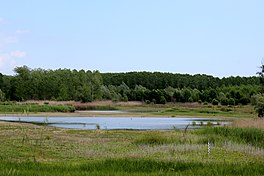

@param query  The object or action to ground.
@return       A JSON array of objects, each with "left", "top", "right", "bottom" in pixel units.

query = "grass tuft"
[{"left": 198, "top": 127, "right": 264, "bottom": 148}]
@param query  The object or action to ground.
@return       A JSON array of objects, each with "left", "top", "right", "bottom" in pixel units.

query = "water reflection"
[{"left": 0, "top": 116, "right": 230, "bottom": 130}]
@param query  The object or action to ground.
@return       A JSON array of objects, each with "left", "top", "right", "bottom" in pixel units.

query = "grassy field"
[
  {"left": 0, "top": 102, "right": 75, "bottom": 114},
  {"left": 1, "top": 118, "right": 264, "bottom": 175},
  {"left": 0, "top": 101, "right": 256, "bottom": 118}
]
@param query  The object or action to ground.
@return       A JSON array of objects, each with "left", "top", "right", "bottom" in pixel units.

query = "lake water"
[{"left": 0, "top": 116, "right": 229, "bottom": 130}]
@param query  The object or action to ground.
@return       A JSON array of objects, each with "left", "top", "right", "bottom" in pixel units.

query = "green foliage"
[
  {"left": 0, "top": 66, "right": 261, "bottom": 106},
  {"left": 251, "top": 94, "right": 264, "bottom": 117},
  {"left": 159, "top": 96, "right": 166, "bottom": 104},
  {"left": 102, "top": 72, "right": 259, "bottom": 90},
  {"left": 4, "top": 66, "right": 104, "bottom": 102},
  {"left": 220, "top": 97, "right": 229, "bottom": 106},
  {"left": 0, "top": 104, "right": 75, "bottom": 113},
  {"left": 228, "top": 98, "right": 235, "bottom": 106},
  {"left": 73, "top": 105, "right": 117, "bottom": 111},
  {"left": 212, "top": 98, "right": 219, "bottom": 105},
  {"left": 257, "top": 64, "right": 264, "bottom": 93},
  {"left": 134, "top": 133, "right": 172, "bottom": 145},
  {"left": 0, "top": 89, "right": 5, "bottom": 101},
  {"left": 0, "top": 159, "right": 262, "bottom": 176}
]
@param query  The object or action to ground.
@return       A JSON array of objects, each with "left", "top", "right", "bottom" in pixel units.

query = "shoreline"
[{"left": 0, "top": 111, "right": 240, "bottom": 119}]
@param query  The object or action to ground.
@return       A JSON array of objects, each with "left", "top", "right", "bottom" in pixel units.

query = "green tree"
[
  {"left": 91, "top": 70, "right": 103, "bottom": 101},
  {"left": 0, "top": 89, "right": 5, "bottom": 101},
  {"left": 14, "top": 65, "right": 33, "bottom": 100},
  {"left": 212, "top": 99, "right": 219, "bottom": 105},
  {"left": 251, "top": 94, "right": 264, "bottom": 117},
  {"left": 160, "top": 96, "right": 166, "bottom": 104},
  {"left": 173, "top": 89, "right": 183, "bottom": 102},
  {"left": 257, "top": 64, "right": 264, "bottom": 93}
]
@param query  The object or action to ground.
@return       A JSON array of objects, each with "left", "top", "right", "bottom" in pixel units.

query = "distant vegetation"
[
  {"left": 0, "top": 102, "right": 75, "bottom": 113},
  {"left": 0, "top": 65, "right": 260, "bottom": 106}
]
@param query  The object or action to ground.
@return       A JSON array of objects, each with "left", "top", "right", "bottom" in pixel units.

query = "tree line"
[
  {"left": 0, "top": 66, "right": 260, "bottom": 105},
  {"left": 102, "top": 72, "right": 258, "bottom": 90}
]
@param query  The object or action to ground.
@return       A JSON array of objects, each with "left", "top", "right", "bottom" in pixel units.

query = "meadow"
[
  {"left": 0, "top": 117, "right": 264, "bottom": 175},
  {"left": 0, "top": 102, "right": 75, "bottom": 114},
  {"left": 0, "top": 101, "right": 256, "bottom": 118}
]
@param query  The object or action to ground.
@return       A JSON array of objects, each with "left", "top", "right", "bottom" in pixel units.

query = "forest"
[{"left": 0, "top": 65, "right": 260, "bottom": 105}]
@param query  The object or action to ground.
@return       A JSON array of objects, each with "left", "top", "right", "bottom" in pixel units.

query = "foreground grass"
[
  {"left": 1, "top": 159, "right": 264, "bottom": 176},
  {"left": 1, "top": 121, "right": 264, "bottom": 175},
  {"left": 197, "top": 126, "right": 264, "bottom": 148}
]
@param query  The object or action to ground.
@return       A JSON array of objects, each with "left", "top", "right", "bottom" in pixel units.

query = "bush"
[
  {"left": 145, "top": 100, "right": 151, "bottom": 104},
  {"left": 220, "top": 98, "right": 229, "bottom": 106},
  {"left": 228, "top": 98, "right": 235, "bottom": 106},
  {"left": 251, "top": 94, "right": 264, "bottom": 117},
  {"left": 159, "top": 96, "right": 166, "bottom": 104},
  {"left": 239, "top": 97, "right": 250, "bottom": 105},
  {"left": 211, "top": 99, "right": 219, "bottom": 105}
]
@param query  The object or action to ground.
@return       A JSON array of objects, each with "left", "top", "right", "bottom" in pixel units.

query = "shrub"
[
  {"left": 228, "top": 98, "right": 235, "bottom": 106},
  {"left": 159, "top": 96, "right": 166, "bottom": 104},
  {"left": 145, "top": 100, "right": 151, "bottom": 104},
  {"left": 251, "top": 94, "right": 264, "bottom": 117},
  {"left": 211, "top": 99, "right": 219, "bottom": 105},
  {"left": 220, "top": 98, "right": 229, "bottom": 106}
]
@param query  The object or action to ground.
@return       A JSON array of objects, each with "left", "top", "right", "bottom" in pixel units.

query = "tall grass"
[
  {"left": 74, "top": 104, "right": 117, "bottom": 111},
  {"left": 232, "top": 118, "right": 264, "bottom": 130},
  {"left": 0, "top": 159, "right": 264, "bottom": 176},
  {"left": 0, "top": 104, "right": 75, "bottom": 113},
  {"left": 198, "top": 127, "right": 264, "bottom": 148}
]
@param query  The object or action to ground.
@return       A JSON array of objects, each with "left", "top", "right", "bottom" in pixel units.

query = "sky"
[{"left": 0, "top": 0, "right": 263, "bottom": 77}]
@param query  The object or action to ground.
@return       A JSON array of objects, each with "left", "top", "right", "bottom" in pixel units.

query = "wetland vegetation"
[{"left": 1, "top": 119, "right": 264, "bottom": 176}]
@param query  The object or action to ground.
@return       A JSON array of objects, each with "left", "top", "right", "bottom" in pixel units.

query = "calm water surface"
[{"left": 0, "top": 116, "right": 229, "bottom": 130}]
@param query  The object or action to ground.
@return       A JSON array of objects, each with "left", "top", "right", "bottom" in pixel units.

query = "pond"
[{"left": 0, "top": 116, "right": 230, "bottom": 130}]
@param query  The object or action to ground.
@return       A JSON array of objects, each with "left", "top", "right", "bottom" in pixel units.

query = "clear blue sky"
[{"left": 0, "top": 0, "right": 263, "bottom": 77}]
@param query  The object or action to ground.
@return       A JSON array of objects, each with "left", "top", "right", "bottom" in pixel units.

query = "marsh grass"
[
  {"left": 74, "top": 104, "right": 117, "bottom": 111},
  {"left": 198, "top": 127, "right": 264, "bottom": 148},
  {"left": 134, "top": 134, "right": 172, "bottom": 145},
  {"left": 232, "top": 118, "right": 264, "bottom": 129},
  {"left": 1, "top": 122, "right": 264, "bottom": 175},
  {"left": 0, "top": 159, "right": 264, "bottom": 176},
  {"left": 0, "top": 104, "right": 75, "bottom": 113},
  {"left": 159, "top": 104, "right": 255, "bottom": 118}
]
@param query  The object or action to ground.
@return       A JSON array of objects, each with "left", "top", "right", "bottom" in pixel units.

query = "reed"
[
  {"left": 198, "top": 127, "right": 264, "bottom": 148},
  {"left": 232, "top": 118, "right": 264, "bottom": 130},
  {"left": 0, "top": 104, "right": 75, "bottom": 113},
  {"left": 0, "top": 159, "right": 264, "bottom": 176}
]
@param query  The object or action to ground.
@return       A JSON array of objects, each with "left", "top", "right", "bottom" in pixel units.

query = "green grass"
[
  {"left": 0, "top": 101, "right": 257, "bottom": 118},
  {"left": 74, "top": 104, "right": 118, "bottom": 111},
  {"left": 154, "top": 105, "right": 256, "bottom": 118},
  {"left": 0, "top": 104, "right": 75, "bottom": 113},
  {"left": 198, "top": 127, "right": 264, "bottom": 148},
  {"left": 116, "top": 103, "right": 256, "bottom": 118},
  {"left": 1, "top": 159, "right": 264, "bottom": 176},
  {"left": 1, "top": 121, "right": 264, "bottom": 175}
]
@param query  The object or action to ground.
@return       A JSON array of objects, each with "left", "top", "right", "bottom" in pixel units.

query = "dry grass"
[{"left": 232, "top": 118, "right": 264, "bottom": 130}]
